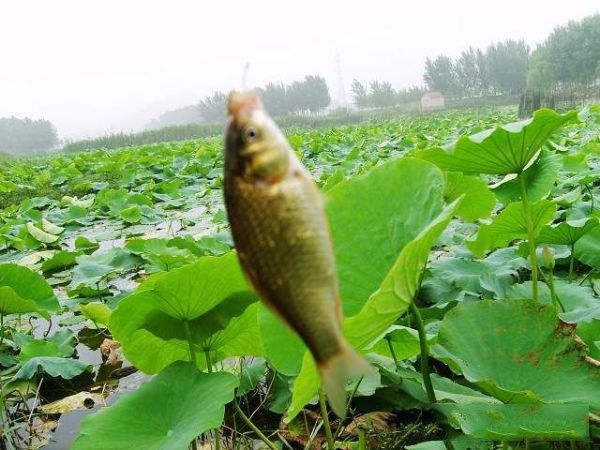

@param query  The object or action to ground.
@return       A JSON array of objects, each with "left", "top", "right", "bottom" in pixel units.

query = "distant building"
[{"left": 420, "top": 92, "right": 445, "bottom": 112}]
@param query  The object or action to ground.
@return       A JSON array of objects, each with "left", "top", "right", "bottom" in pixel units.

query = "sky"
[{"left": 1, "top": 1, "right": 598, "bottom": 139}]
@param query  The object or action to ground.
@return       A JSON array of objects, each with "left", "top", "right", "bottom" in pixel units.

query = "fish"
[{"left": 223, "top": 91, "right": 371, "bottom": 417}]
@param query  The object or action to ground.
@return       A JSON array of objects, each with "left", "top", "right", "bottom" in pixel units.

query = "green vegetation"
[
  {"left": 62, "top": 106, "right": 468, "bottom": 154},
  {"left": 0, "top": 106, "right": 599, "bottom": 449}
]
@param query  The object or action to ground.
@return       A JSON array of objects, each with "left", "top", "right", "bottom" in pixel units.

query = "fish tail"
[{"left": 318, "top": 340, "right": 372, "bottom": 418}]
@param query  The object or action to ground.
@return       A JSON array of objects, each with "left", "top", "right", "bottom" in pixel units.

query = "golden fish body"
[{"left": 223, "top": 92, "right": 370, "bottom": 416}]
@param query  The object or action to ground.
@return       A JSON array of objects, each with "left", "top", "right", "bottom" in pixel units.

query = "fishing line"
[{"left": 241, "top": 62, "right": 250, "bottom": 90}]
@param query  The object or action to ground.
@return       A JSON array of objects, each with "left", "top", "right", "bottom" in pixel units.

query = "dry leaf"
[
  {"left": 39, "top": 392, "right": 105, "bottom": 414},
  {"left": 100, "top": 338, "right": 123, "bottom": 365}
]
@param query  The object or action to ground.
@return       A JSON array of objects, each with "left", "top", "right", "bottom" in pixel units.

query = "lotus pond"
[{"left": 0, "top": 107, "right": 599, "bottom": 449}]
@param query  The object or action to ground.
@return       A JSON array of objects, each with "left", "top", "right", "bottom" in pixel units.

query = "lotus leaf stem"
[
  {"left": 569, "top": 243, "right": 575, "bottom": 283},
  {"left": 182, "top": 320, "right": 198, "bottom": 367},
  {"left": 318, "top": 387, "right": 335, "bottom": 450},
  {"left": 519, "top": 174, "right": 539, "bottom": 303},
  {"left": 357, "top": 428, "right": 366, "bottom": 450},
  {"left": 233, "top": 400, "right": 277, "bottom": 450},
  {"left": 386, "top": 336, "right": 401, "bottom": 371},
  {"left": 203, "top": 350, "right": 221, "bottom": 450},
  {"left": 410, "top": 302, "right": 436, "bottom": 403}
]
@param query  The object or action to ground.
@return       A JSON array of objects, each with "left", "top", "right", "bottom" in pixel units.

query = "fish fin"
[{"left": 318, "top": 341, "right": 373, "bottom": 418}]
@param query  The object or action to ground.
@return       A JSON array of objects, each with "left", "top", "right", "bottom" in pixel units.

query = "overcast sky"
[{"left": 1, "top": 1, "right": 598, "bottom": 139}]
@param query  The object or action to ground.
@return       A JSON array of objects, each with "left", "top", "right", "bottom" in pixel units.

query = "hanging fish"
[{"left": 223, "top": 92, "right": 371, "bottom": 416}]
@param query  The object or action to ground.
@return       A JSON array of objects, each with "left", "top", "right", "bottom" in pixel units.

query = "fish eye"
[{"left": 244, "top": 126, "right": 259, "bottom": 142}]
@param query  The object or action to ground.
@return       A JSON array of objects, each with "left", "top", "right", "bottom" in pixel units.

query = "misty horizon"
[{"left": 1, "top": 0, "right": 598, "bottom": 140}]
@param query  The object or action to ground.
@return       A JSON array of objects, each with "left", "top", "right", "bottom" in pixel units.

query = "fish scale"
[{"left": 226, "top": 175, "right": 343, "bottom": 363}]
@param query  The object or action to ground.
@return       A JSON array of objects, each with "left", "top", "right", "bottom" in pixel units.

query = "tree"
[
  {"left": 350, "top": 79, "right": 368, "bottom": 108},
  {"left": 256, "top": 82, "right": 289, "bottom": 116},
  {"left": 486, "top": 39, "right": 530, "bottom": 94},
  {"left": 301, "top": 75, "right": 331, "bottom": 113},
  {"left": 455, "top": 47, "right": 483, "bottom": 97},
  {"left": 369, "top": 81, "right": 397, "bottom": 107},
  {"left": 423, "top": 55, "right": 459, "bottom": 97},
  {"left": 397, "top": 86, "right": 427, "bottom": 104},
  {"left": 197, "top": 92, "right": 227, "bottom": 123},
  {"left": 0, "top": 117, "right": 58, "bottom": 153},
  {"left": 282, "top": 76, "right": 331, "bottom": 114},
  {"left": 475, "top": 48, "right": 491, "bottom": 95},
  {"left": 528, "top": 14, "right": 600, "bottom": 89}
]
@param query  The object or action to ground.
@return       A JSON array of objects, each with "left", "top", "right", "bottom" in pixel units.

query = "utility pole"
[{"left": 335, "top": 52, "right": 347, "bottom": 109}]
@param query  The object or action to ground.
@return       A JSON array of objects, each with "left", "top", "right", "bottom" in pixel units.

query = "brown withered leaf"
[
  {"left": 342, "top": 411, "right": 396, "bottom": 437},
  {"left": 100, "top": 338, "right": 123, "bottom": 365},
  {"left": 39, "top": 392, "right": 105, "bottom": 415}
]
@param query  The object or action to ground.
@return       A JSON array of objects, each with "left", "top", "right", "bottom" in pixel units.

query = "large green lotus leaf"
[
  {"left": 379, "top": 365, "right": 500, "bottom": 405},
  {"left": 493, "top": 150, "right": 561, "bottom": 204},
  {"left": 111, "top": 297, "right": 260, "bottom": 373},
  {"left": 40, "top": 250, "right": 80, "bottom": 273},
  {"left": 79, "top": 302, "right": 112, "bottom": 327},
  {"left": 437, "top": 403, "right": 589, "bottom": 440},
  {"left": 61, "top": 195, "right": 94, "bottom": 209},
  {"left": 125, "top": 238, "right": 197, "bottom": 274},
  {"left": 538, "top": 217, "right": 599, "bottom": 246},
  {"left": 0, "top": 287, "right": 48, "bottom": 318},
  {"left": 326, "top": 157, "right": 444, "bottom": 315},
  {"left": 0, "top": 180, "right": 17, "bottom": 193},
  {"left": 406, "top": 437, "right": 488, "bottom": 450},
  {"left": 96, "top": 188, "right": 129, "bottom": 215},
  {"left": 53, "top": 205, "right": 92, "bottom": 226},
  {"left": 120, "top": 205, "right": 142, "bottom": 223},
  {"left": 435, "top": 300, "right": 600, "bottom": 410},
  {"left": 26, "top": 222, "right": 59, "bottom": 244},
  {"left": 0, "top": 264, "right": 59, "bottom": 313},
  {"left": 427, "top": 252, "right": 521, "bottom": 299},
  {"left": 139, "top": 252, "right": 250, "bottom": 320},
  {"left": 444, "top": 172, "right": 495, "bottom": 221},
  {"left": 41, "top": 218, "right": 64, "bottom": 235},
  {"left": 155, "top": 178, "right": 182, "bottom": 196},
  {"left": 18, "top": 329, "right": 76, "bottom": 361},
  {"left": 506, "top": 280, "right": 600, "bottom": 324},
  {"left": 419, "top": 109, "right": 578, "bottom": 174},
  {"left": 257, "top": 304, "right": 305, "bottom": 376},
  {"left": 287, "top": 200, "right": 460, "bottom": 420},
  {"left": 74, "top": 236, "right": 99, "bottom": 254},
  {"left": 366, "top": 325, "right": 424, "bottom": 362},
  {"left": 575, "top": 226, "right": 600, "bottom": 269},
  {"left": 13, "top": 357, "right": 91, "bottom": 380},
  {"left": 109, "top": 254, "right": 261, "bottom": 373},
  {"left": 237, "top": 358, "right": 267, "bottom": 396},
  {"left": 69, "top": 248, "right": 141, "bottom": 293},
  {"left": 576, "top": 320, "right": 600, "bottom": 360},
  {"left": 468, "top": 200, "right": 557, "bottom": 258},
  {"left": 72, "top": 362, "right": 238, "bottom": 450},
  {"left": 344, "top": 200, "right": 461, "bottom": 350}
]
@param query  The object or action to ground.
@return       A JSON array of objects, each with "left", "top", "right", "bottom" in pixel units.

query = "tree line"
[
  {"left": 0, "top": 117, "right": 58, "bottom": 154},
  {"left": 197, "top": 75, "right": 331, "bottom": 123},
  {"left": 528, "top": 14, "right": 600, "bottom": 91},
  {"left": 350, "top": 81, "right": 427, "bottom": 108},
  {"left": 422, "top": 13, "right": 599, "bottom": 100},
  {"left": 423, "top": 39, "right": 530, "bottom": 98}
]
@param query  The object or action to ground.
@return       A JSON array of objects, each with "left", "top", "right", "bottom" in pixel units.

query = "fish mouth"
[{"left": 227, "top": 91, "right": 263, "bottom": 122}]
